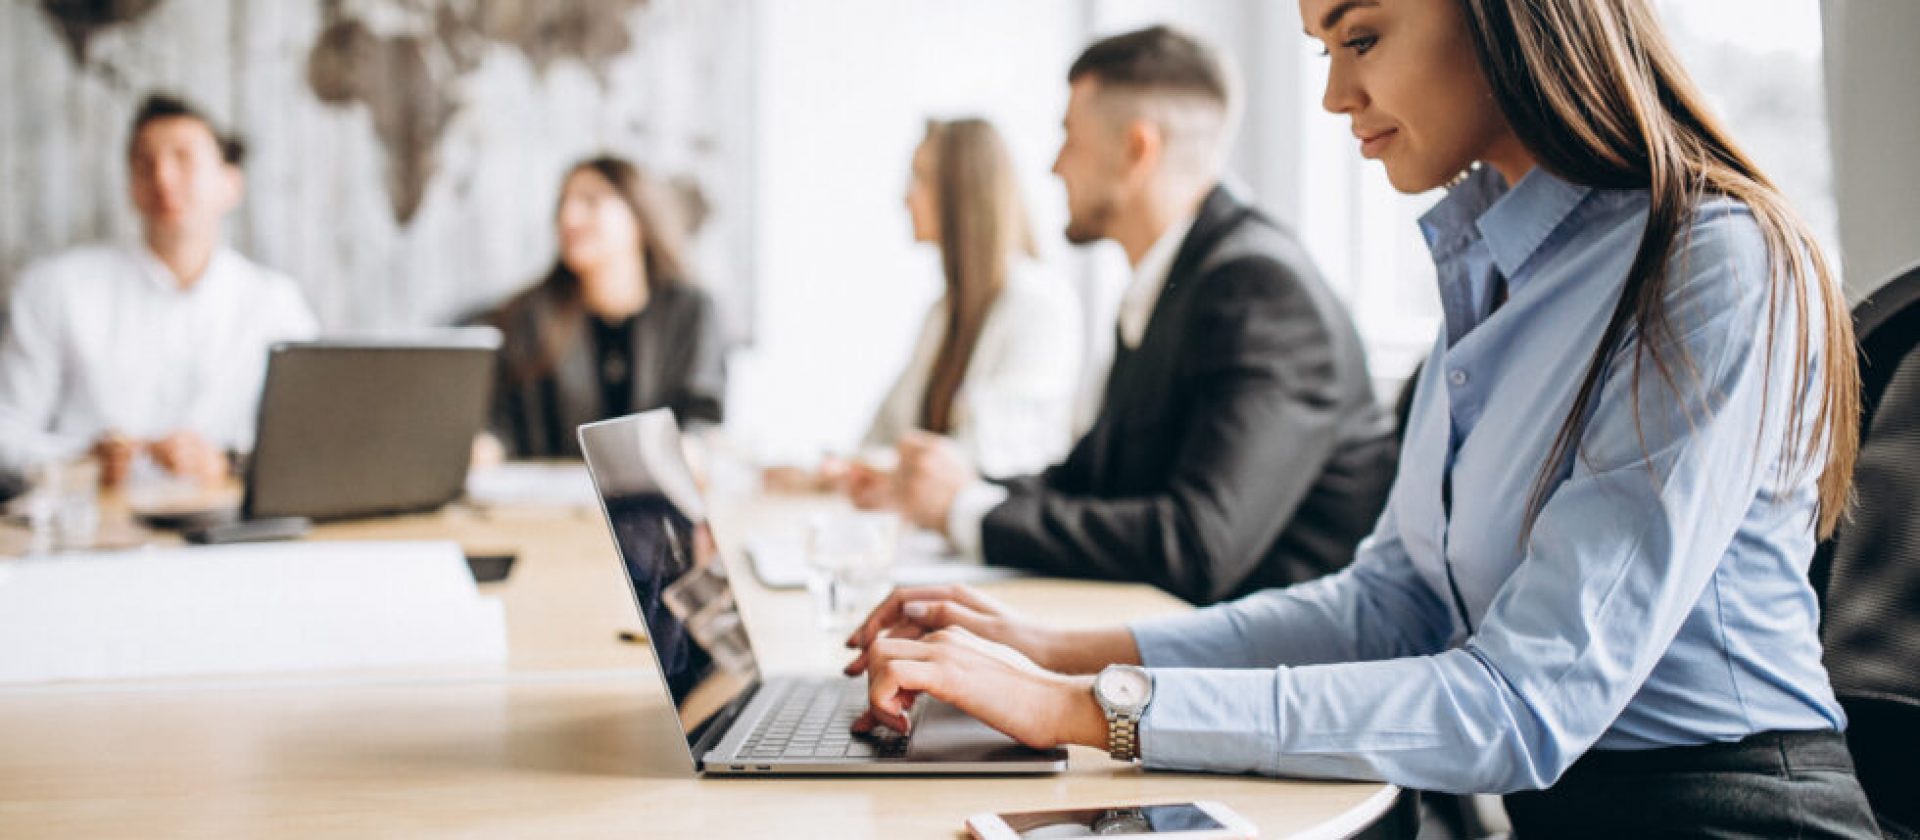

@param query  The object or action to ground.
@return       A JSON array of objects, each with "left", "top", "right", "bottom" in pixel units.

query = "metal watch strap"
[{"left": 1106, "top": 710, "right": 1141, "bottom": 762}]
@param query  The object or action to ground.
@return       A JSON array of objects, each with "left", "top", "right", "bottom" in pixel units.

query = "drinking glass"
[{"left": 804, "top": 510, "right": 898, "bottom": 632}]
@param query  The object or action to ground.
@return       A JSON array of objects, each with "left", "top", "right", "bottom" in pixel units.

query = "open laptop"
[
  {"left": 244, "top": 330, "right": 498, "bottom": 520},
  {"left": 579, "top": 410, "right": 1068, "bottom": 776},
  {"left": 141, "top": 329, "right": 499, "bottom": 533}
]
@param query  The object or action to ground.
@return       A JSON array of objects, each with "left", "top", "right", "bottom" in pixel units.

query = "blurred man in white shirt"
[{"left": 0, "top": 93, "right": 317, "bottom": 488}]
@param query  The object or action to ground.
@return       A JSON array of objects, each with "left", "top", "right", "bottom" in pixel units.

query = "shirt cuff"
[
  {"left": 1139, "top": 667, "right": 1285, "bottom": 776},
  {"left": 945, "top": 480, "right": 1009, "bottom": 563}
]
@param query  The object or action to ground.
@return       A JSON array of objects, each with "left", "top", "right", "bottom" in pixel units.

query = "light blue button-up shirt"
[{"left": 1129, "top": 166, "right": 1843, "bottom": 794}]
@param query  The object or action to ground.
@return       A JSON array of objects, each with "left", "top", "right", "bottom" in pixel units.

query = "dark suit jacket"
[
  {"left": 982, "top": 186, "right": 1396, "bottom": 605},
  {"left": 485, "top": 281, "right": 725, "bottom": 458}
]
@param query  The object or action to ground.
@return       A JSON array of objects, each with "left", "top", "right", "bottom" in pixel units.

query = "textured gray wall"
[{"left": 0, "top": 0, "right": 754, "bottom": 335}]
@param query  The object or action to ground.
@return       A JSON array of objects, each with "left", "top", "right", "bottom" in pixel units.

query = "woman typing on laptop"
[{"left": 842, "top": 1, "right": 1879, "bottom": 836}]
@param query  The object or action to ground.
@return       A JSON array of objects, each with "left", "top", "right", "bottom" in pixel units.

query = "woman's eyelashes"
[{"left": 1316, "top": 32, "right": 1379, "bottom": 57}]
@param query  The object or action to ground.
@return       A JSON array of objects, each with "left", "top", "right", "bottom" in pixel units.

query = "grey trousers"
[{"left": 1504, "top": 730, "right": 1881, "bottom": 839}]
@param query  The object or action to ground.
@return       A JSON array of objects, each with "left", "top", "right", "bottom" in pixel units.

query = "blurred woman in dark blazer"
[{"left": 480, "top": 156, "right": 725, "bottom": 459}]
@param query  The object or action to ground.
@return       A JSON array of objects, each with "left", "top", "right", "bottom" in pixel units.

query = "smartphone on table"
[{"left": 966, "top": 800, "right": 1257, "bottom": 839}]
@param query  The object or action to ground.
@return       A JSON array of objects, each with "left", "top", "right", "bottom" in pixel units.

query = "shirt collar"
[
  {"left": 131, "top": 242, "right": 235, "bottom": 295},
  {"left": 1134, "top": 211, "right": 1195, "bottom": 290},
  {"left": 1419, "top": 166, "right": 1592, "bottom": 281},
  {"left": 1115, "top": 212, "right": 1197, "bottom": 348}
]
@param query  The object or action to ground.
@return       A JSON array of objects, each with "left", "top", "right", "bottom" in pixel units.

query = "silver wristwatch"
[
  {"left": 1093, "top": 664, "right": 1154, "bottom": 762},
  {"left": 1092, "top": 807, "right": 1151, "bottom": 835}
]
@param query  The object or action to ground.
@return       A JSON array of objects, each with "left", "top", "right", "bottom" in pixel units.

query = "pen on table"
[{"left": 618, "top": 630, "right": 646, "bottom": 644}]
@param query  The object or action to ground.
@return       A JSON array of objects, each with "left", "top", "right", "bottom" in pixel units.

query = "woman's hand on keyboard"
[
  {"left": 844, "top": 585, "right": 1050, "bottom": 671},
  {"left": 850, "top": 625, "right": 1104, "bottom": 751},
  {"left": 844, "top": 584, "right": 1141, "bottom": 676}
]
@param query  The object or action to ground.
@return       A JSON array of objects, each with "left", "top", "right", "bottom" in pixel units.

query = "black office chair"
[{"left": 1812, "top": 260, "right": 1920, "bottom": 840}]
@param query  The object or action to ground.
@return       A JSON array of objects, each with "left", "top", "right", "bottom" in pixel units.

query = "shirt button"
[{"left": 1448, "top": 369, "right": 1469, "bottom": 386}]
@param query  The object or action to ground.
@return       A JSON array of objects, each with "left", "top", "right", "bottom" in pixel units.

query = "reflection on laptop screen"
[{"left": 579, "top": 411, "right": 760, "bottom": 746}]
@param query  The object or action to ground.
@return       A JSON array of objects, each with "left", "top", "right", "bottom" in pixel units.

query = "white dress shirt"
[
  {"left": 863, "top": 263, "right": 1082, "bottom": 479},
  {"left": 948, "top": 216, "right": 1196, "bottom": 559},
  {"left": 1115, "top": 212, "right": 1195, "bottom": 349},
  {"left": 0, "top": 243, "right": 319, "bottom": 473}
]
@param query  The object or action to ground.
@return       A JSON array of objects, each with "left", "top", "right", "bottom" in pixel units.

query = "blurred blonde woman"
[
  {"left": 776, "top": 118, "right": 1083, "bottom": 495},
  {"left": 858, "top": 118, "right": 1081, "bottom": 480}
]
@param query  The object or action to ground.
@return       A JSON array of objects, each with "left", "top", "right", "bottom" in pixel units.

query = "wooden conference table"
[{"left": 0, "top": 485, "right": 1403, "bottom": 838}]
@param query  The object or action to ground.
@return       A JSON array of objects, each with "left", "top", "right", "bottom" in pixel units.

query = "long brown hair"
[
  {"left": 1457, "top": 0, "right": 1859, "bottom": 539},
  {"left": 498, "top": 156, "right": 693, "bottom": 384},
  {"left": 918, "top": 119, "right": 1039, "bottom": 434}
]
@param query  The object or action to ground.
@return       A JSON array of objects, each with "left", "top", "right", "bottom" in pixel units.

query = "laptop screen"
[{"left": 579, "top": 411, "right": 760, "bottom": 747}]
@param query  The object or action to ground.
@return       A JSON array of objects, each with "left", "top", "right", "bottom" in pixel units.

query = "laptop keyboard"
[{"left": 736, "top": 677, "right": 909, "bottom": 761}]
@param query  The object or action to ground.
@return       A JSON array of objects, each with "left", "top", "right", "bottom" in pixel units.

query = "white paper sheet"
[{"left": 0, "top": 541, "right": 507, "bottom": 684}]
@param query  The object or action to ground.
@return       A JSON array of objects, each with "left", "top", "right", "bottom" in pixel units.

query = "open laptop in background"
[
  {"left": 579, "top": 409, "right": 1067, "bottom": 776},
  {"left": 139, "top": 329, "right": 499, "bottom": 538}
]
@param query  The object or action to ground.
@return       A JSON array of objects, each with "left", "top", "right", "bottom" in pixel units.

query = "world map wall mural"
[
  {"left": 39, "top": 0, "right": 167, "bottom": 65},
  {"left": 304, "top": 0, "right": 657, "bottom": 224},
  {"left": 6, "top": 0, "right": 755, "bottom": 336}
]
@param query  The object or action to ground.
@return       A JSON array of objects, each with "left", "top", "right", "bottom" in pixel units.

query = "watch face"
[
  {"left": 1093, "top": 810, "right": 1151, "bottom": 835},
  {"left": 1098, "top": 667, "right": 1152, "bottom": 710}
]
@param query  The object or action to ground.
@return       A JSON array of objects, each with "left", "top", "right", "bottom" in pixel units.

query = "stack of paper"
[{"left": 0, "top": 541, "right": 506, "bottom": 684}]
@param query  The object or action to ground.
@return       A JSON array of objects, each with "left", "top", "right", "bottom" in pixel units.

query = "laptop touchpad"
[{"left": 904, "top": 699, "right": 1054, "bottom": 762}]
